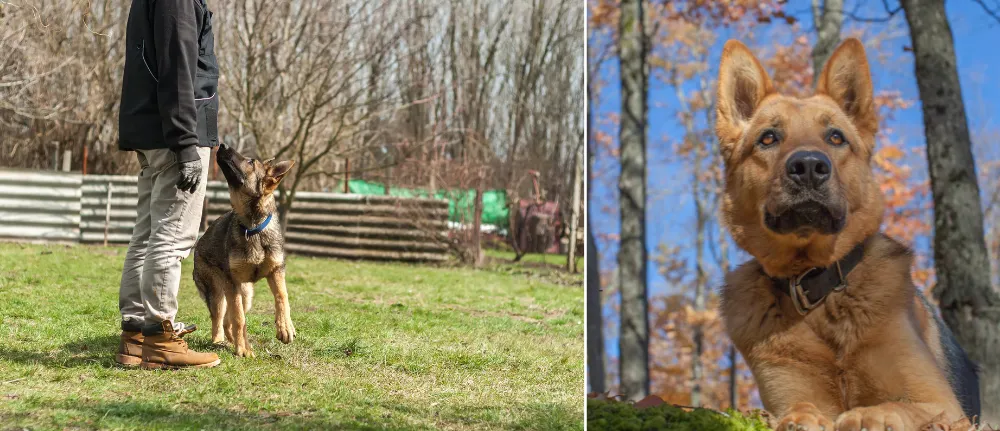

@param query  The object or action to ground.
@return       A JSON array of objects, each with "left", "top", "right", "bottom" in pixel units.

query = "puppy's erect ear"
[
  {"left": 264, "top": 160, "right": 295, "bottom": 190},
  {"left": 716, "top": 40, "right": 774, "bottom": 161},
  {"left": 816, "top": 38, "right": 877, "bottom": 145}
]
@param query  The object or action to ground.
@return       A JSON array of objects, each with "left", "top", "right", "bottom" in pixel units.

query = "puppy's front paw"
[
  {"left": 234, "top": 343, "right": 255, "bottom": 358},
  {"left": 836, "top": 406, "right": 906, "bottom": 431},
  {"left": 276, "top": 317, "right": 296, "bottom": 344},
  {"left": 779, "top": 403, "right": 834, "bottom": 431}
]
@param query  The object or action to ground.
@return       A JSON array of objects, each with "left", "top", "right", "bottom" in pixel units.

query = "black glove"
[{"left": 176, "top": 158, "right": 202, "bottom": 194}]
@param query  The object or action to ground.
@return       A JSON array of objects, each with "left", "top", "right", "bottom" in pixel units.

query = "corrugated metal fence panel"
[
  {"left": 0, "top": 169, "right": 82, "bottom": 241},
  {"left": 1, "top": 172, "right": 450, "bottom": 261},
  {"left": 283, "top": 193, "right": 450, "bottom": 262},
  {"left": 80, "top": 178, "right": 452, "bottom": 262},
  {"left": 80, "top": 175, "right": 140, "bottom": 244},
  {"left": 204, "top": 183, "right": 450, "bottom": 262}
]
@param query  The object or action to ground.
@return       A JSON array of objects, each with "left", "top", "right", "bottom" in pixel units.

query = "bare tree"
[
  {"left": 586, "top": 19, "right": 610, "bottom": 393},
  {"left": 567, "top": 143, "right": 583, "bottom": 272},
  {"left": 901, "top": 0, "right": 998, "bottom": 422},
  {"left": 587, "top": 222, "right": 605, "bottom": 394},
  {"left": 618, "top": 0, "right": 649, "bottom": 401},
  {"left": 214, "top": 0, "right": 414, "bottom": 229},
  {"left": 810, "top": 0, "right": 843, "bottom": 84},
  {"left": 0, "top": 0, "right": 583, "bottom": 267},
  {"left": 1, "top": 0, "right": 135, "bottom": 173}
]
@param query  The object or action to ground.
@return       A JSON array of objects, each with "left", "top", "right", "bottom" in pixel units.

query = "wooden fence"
[{"left": 0, "top": 169, "right": 450, "bottom": 262}]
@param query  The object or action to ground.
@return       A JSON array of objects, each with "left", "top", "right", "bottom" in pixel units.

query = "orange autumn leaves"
[
  {"left": 649, "top": 292, "right": 758, "bottom": 409},
  {"left": 590, "top": 0, "right": 782, "bottom": 30}
]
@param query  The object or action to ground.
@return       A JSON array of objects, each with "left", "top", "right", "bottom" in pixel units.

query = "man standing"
[{"left": 115, "top": 0, "right": 221, "bottom": 369}]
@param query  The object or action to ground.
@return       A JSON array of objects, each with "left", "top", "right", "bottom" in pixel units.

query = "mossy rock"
[{"left": 587, "top": 398, "right": 772, "bottom": 431}]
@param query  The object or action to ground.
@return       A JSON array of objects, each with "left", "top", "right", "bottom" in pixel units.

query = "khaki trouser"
[{"left": 119, "top": 147, "right": 210, "bottom": 328}]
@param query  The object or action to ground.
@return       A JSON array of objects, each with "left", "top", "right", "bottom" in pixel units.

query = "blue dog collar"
[{"left": 240, "top": 213, "right": 272, "bottom": 238}]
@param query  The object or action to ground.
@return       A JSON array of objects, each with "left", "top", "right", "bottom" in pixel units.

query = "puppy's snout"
[{"left": 785, "top": 150, "right": 831, "bottom": 189}]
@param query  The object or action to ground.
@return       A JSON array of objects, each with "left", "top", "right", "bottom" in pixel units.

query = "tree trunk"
[
  {"left": 567, "top": 143, "right": 583, "bottom": 273},
  {"left": 471, "top": 175, "right": 485, "bottom": 267},
  {"left": 587, "top": 38, "right": 606, "bottom": 394},
  {"left": 719, "top": 216, "right": 737, "bottom": 409},
  {"left": 617, "top": 0, "right": 649, "bottom": 401},
  {"left": 810, "top": 0, "right": 843, "bottom": 86},
  {"left": 901, "top": 0, "right": 998, "bottom": 423},
  {"left": 384, "top": 164, "right": 392, "bottom": 196},
  {"left": 691, "top": 185, "right": 706, "bottom": 407},
  {"left": 587, "top": 227, "right": 606, "bottom": 393}
]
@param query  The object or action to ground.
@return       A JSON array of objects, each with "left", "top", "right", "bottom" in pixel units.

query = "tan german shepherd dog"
[
  {"left": 193, "top": 144, "right": 296, "bottom": 358},
  {"left": 716, "top": 39, "right": 979, "bottom": 430}
]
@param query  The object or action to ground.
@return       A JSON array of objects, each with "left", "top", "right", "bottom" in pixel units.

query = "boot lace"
[{"left": 170, "top": 332, "right": 189, "bottom": 350}]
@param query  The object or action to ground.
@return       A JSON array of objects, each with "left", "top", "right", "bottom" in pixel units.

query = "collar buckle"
[
  {"left": 788, "top": 268, "right": 818, "bottom": 315},
  {"left": 832, "top": 261, "right": 847, "bottom": 292},
  {"left": 788, "top": 261, "right": 849, "bottom": 316}
]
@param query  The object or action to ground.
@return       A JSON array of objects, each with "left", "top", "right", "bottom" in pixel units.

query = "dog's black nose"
[{"left": 786, "top": 150, "right": 832, "bottom": 189}]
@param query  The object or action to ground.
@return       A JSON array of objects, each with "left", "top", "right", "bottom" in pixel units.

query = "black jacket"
[{"left": 118, "top": 0, "right": 219, "bottom": 163}]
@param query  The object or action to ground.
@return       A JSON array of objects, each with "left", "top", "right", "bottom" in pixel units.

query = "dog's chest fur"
[
  {"left": 722, "top": 235, "right": 944, "bottom": 413},
  {"left": 228, "top": 229, "right": 284, "bottom": 284}
]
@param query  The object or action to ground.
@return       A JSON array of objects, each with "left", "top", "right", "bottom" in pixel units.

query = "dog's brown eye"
[
  {"left": 758, "top": 131, "right": 778, "bottom": 147},
  {"left": 827, "top": 131, "right": 846, "bottom": 146}
]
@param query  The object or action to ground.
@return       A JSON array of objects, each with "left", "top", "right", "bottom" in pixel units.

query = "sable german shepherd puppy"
[
  {"left": 716, "top": 39, "right": 979, "bottom": 430},
  {"left": 193, "top": 144, "right": 296, "bottom": 358}
]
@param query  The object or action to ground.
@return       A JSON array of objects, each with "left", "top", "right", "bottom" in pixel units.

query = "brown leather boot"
[
  {"left": 140, "top": 321, "right": 221, "bottom": 370},
  {"left": 115, "top": 331, "right": 144, "bottom": 366}
]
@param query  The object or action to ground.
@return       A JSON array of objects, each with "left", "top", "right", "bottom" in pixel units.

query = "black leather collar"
[{"left": 770, "top": 237, "right": 870, "bottom": 315}]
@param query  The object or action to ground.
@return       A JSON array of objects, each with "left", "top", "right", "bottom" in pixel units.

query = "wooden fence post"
[
  {"left": 51, "top": 142, "right": 60, "bottom": 171},
  {"left": 343, "top": 158, "right": 350, "bottom": 193},
  {"left": 385, "top": 166, "right": 392, "bottom": 196},
  {"left": 62, "top": 150, "right": 72, "bottom": 172},
  {"left": 104, "top": 182, "right": 112, "bottom": 247}
]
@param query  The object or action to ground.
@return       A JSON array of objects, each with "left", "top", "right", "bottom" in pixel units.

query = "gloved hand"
[{"left": 176, "top": 158, "right": 202, "bottom": 194}]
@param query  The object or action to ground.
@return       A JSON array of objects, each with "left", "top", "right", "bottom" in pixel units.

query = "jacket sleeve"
[{"left": 152, "top": 0, "right": 201, "bottom": 163}]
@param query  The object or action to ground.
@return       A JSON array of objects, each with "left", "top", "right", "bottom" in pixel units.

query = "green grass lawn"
[
  {"left": 484, "top": 249, "right": 584, "bottom": 270},
  {"left": 0, "top": 243, "right": 583, "bottom": 430}
]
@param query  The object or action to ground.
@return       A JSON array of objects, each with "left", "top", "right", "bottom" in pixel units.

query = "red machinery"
[{"left": 512, "top": 171, "right": 563, "bottom": 259}]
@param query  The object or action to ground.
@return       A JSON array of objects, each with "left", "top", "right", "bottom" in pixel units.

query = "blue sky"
[{"left": 588, "top": 0, "right": 1000, "bottom": 391}]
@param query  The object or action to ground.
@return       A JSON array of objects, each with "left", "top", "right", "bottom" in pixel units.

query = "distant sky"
[{"left": 588, "top": 0, "right": 1000, "bottom": 390}]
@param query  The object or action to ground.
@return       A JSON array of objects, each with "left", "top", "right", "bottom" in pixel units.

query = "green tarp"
[{"left": 341, "top": 179, "right": 509, "bottom": 228}]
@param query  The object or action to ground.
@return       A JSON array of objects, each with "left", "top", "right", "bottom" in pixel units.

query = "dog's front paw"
[
  {"left": 779, "top": 402, "right": 834, "bottom": 431},
  {"left": 836, "top": 406, "right": 906, "bottom": 431},
  {"left": 276, "top": 317, "right": 296, "bottom": 344},
  {"left": 234, "top": 344, "right": 255, "bottom": 358}
]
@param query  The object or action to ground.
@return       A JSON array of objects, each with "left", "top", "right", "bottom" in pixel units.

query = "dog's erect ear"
[
  {"left": 716, "top": 40, "right": 774, "bottom": 160},
  {"left": 264, "top": 160, "right": 295, "bottom": 190},
  {"left": 816, "top": 38, "right": 877, "bottom": 144}
]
